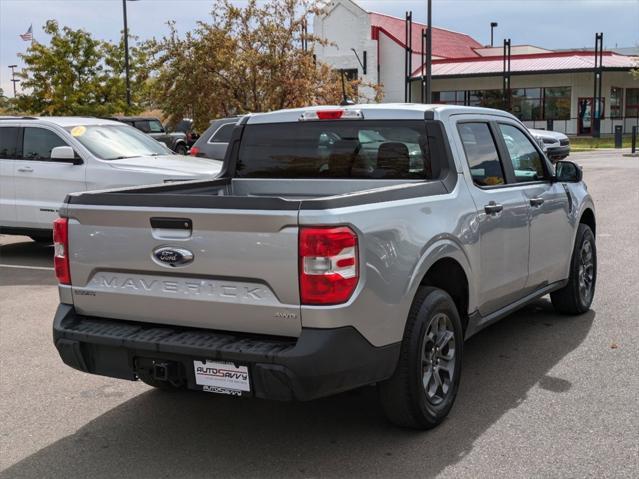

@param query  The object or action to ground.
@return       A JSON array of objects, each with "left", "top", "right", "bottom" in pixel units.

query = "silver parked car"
[
  {"left": 528, "top": 128, "right": 570, "bottom": 162},
  {"left": 52, "top": 105, "right": 595, "bottom": 429},
  {"left": 189, "top": 117, "right": 241, "bottom": 160}
]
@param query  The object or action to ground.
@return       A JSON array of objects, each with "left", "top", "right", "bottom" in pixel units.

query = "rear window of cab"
[{"left": 236, "top": 120, "right": 433, "bottom": 179}]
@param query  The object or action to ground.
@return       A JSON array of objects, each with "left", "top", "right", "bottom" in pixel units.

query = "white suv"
[{"left": 0, "top": 116, "right": 222, "bottom": 242}]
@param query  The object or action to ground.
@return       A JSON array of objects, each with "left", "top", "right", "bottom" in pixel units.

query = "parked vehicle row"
[
  {"left": 49, "top": 104, "right": 596, "bottom": 429},
  {"left": 111, "top": 114, "right": 572, "bottom": 166},
  {"left": 0, "top": 116, "right": 222, "bottom": 240}
]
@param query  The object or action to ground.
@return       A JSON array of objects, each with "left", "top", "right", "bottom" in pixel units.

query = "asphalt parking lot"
[{"left": 1, "top": 149, "right": 637, "bottom": 478}]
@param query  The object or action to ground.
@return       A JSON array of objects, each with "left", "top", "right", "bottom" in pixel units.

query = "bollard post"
[
  {"left": 632, "top": 126, "right": 637, "bottom": 154},
  {"left": 614, "top": 125, "right": 623, "bottom": 148}
]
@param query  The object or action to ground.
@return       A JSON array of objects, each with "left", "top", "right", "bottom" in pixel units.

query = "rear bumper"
[{"left": 53, "top": 304, "right": 400, "bottom": 401}]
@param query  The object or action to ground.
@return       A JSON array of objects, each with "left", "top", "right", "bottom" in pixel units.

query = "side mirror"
[
  {"left": 51, "top": 146, "right": 82, "bottom": 164},
  {"left": 554, "top": 160, "right": 582, "bottom": 183}
]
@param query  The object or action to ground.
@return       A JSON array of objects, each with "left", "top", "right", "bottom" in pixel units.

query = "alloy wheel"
[
  {"left": 578, "top": 239, "right": 595, "bottom": 304},
  {"left": 421, "top": 312, "right": 456, "bottom": 405}
]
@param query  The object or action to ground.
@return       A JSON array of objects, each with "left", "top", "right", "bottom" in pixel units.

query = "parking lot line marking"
[{"left": 0, "top": 264, "right": 54, "bottom": 271}]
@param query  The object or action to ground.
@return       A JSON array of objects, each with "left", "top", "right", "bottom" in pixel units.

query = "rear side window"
[
  {"left": 22, "top": 128, "right": 68, "bottom": 161},
  {"left": 209, "top": 123, "right": 234, "bottom": 143},
  {"left": 0, "top": 127, "right": 20, "bottom": 159},
  {"left": 498, "top": 124, "right": 546, "bottom": 182},
  {"left": 236, "top": 120, "right": 432, "bottom": 179},
  {"left": 457, "top": 123, "right": 505, "bottom": 186},
  {"left": 147, "top": 120, "right": 164, "bottom": 133}
]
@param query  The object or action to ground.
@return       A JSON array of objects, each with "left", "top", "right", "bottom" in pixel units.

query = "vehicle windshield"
[{"left": 64, "top": 124, "right": 171, "bottom": 160}]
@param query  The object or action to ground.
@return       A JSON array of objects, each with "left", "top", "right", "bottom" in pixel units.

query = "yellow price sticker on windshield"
[{"left": 71, "top": 126, "right": 86, "bottom": 137}]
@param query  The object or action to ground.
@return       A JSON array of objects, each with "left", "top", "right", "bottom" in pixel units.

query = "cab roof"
[{"left": 245, "top": 104, "right": 517, "bottom": 124}]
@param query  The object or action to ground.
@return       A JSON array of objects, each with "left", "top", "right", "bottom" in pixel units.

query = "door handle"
[
  {"left": 484, "top": 202, "right": 503, "bottom": 215},
  {"left": 17, "top": 166, "right": 33, "bottom": 173},
  {"left": 530, "top": 197, "right": 545, "bottom": 207}
]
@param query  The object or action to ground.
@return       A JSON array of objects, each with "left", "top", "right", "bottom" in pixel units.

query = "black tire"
[
  {"left": 379, "top": 287, "right": 464, "bottom": 429},
  {"left": 175, "top": 144, "right": 188, "bottom": 155},
  {"left": 551, "top": 224, "right": 596, "bottom": 315}
]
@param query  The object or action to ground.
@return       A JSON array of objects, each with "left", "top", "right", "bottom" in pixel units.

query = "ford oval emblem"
[{"left": 152, "top": 246, "right": 194, "bottom": 268}]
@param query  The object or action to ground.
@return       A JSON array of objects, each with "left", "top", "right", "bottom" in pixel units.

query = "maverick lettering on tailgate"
[{"left": 86, "top": 273, "right": 269, "bottom": 302}]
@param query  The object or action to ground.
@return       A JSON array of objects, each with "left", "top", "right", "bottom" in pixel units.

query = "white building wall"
[
  {"left": 378, "top": 34, "right": 407, "bottom": 103},
  {"left": 313, "top": 0, "right": 378, "bottom": 101}
]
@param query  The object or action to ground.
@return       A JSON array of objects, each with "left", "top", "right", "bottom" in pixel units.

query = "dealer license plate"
[{"left": 193, "top": 360, "right": 250, "bottom": 394}]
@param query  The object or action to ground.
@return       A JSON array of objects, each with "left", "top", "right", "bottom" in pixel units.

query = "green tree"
[
  {"left": 16, "top": 20, "right": 147, "bottom": 115},
  {"left": 147, "top": 0, "right": 381, "bottom": 131},
  {"left": 0, "top": 88, "right": 9, "bottom": 113}
]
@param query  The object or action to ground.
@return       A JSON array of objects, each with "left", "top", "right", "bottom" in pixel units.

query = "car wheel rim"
[
  {"left": 421, "top": 312, "right": 456, "bottom": 405},
  {"left": 578, "top": 239, "right": 594, "bottom": 304}
]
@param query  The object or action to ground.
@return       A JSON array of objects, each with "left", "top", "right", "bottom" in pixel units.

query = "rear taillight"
[
  {"left": 299, "top": 226, "right": 358, "bottom": 305},
  {"left": 53, "top": 218, "right": 71, "bottom": 285},
  {"left": 189, "top": 146, "right": 200, "bottom": 156}
]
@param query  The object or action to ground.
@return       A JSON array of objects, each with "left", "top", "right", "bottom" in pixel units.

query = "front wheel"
[
  {"left": 379, "top": 287, "right": 464, "bottom": 429},
  {"left": 175, "top": 144, "right": 188, "bottom": 155},
  {"left": 551, "top": 224, "right": 596, "bottom": 314}
]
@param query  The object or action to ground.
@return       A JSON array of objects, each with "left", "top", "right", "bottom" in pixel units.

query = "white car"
[
  {"left": 0, "top": 116, "right": 222, "bottom": 242},
  {"left": 528, "top": 128, "right": 570, "bottom": 162}
]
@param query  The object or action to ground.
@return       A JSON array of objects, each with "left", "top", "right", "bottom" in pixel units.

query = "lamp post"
[
  {"left": 8, "top": 65, "right": 19, "bottom": 97},
  {"left": 425, "top": 0, "right": 432, "bottom": 103},
  {"left": 490, "top": 22, "right": 498, "bottom": 47},
  {"left": 122, "top": 0, "right": 138, "bottom": 108}
]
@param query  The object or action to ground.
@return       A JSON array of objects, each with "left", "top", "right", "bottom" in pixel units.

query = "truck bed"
[{"left": 64, "top": 176, "right": 453, "bottom": 210}]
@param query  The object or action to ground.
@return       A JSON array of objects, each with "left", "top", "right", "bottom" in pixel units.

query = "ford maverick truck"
[{"left": 52, "top": 105, "right": 596, "bottom": 429}]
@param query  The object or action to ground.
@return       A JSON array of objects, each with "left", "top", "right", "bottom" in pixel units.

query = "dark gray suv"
[
  {"left": 189, "top": 117, "right": 240, "bottom": 160},
  {"left": 109, "top": 116, "right": 189, "bottom": 155}
]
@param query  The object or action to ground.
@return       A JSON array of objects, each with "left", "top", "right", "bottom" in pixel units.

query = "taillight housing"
[
  {"left": 299, "top": 226, "right": 358, "bottom": 305},
  {"left": 189, "top": 146, "right": 200, "bottom": 156},
  {"left": 53, "top": 217, "right": 71, "bottom": 285}
]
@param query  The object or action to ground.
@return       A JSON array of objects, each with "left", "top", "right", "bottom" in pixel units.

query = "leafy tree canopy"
[
  {"left": 147, "top": 0, "right": 382, "bottom": 131},
  {"left": 16, "top": 20, "right": 149, "bottom": 116}
]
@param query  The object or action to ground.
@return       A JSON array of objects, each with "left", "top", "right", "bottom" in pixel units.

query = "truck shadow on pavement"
[
  {"left": 0, "top": 238, "right": 55, "bottom": 286},
  {"left": 1, "top": 300, "right": 594, "bottom": 479}
]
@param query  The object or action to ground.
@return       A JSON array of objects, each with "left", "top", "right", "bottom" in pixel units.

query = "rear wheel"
[
  {"left": 379, "top": 287, "right": 463, "bottom": 429},
  {"left": 551, "top": 224, "right": 596, "bottom": 314},
  {"left": 175, "top": 144, "right": 188, "bottom": 155}
]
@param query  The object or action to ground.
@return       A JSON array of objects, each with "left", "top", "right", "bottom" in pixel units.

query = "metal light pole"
[
  {"left": 122, "top": 0, "right": 137, "bottom": 108},
  {"left": 8, "top": 65, "right": 19, "bottom": 97},
  {"left": 425, "top": 0, "right": 432, "bottom": 103},
  {"left": 490, "top": 22, "right": 498, "bottom": 47}
]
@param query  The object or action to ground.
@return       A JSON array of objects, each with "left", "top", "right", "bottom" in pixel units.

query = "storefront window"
[
  {"left": 511, "top": 88, "right": 543, "bottom": 121},
  {"left": 433, "top": 91, "right": 465, "bottom": 105},
  {"left": 544, "top": 87, "right": 571, "bottom": 120},
  {"left": 610, "top": 87, "right": 623, "bottom": 118},
  {"left": 468, "top": 90, "right": 502, "bottom": 108},
  {"left": 625, "top": 88, "right": 639, "bottom": 118}
]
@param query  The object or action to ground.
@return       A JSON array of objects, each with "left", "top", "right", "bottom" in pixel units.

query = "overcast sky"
[{"left": 1, "top": 0, "right": 638, "bottom": 96}]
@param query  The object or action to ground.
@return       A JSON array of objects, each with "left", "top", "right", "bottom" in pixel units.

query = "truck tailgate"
[{"left": 66, "top": 205, "right": 301, "bottom": 337}]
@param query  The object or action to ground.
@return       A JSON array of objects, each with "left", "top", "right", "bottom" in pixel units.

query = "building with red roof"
[{"left": 314, "top": 0, "right": 638, "bottom": 135}]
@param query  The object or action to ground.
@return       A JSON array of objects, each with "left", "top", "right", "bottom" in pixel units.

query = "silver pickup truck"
[{"left": 52, "top": 104, "right": 596, "bottom": 429}]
